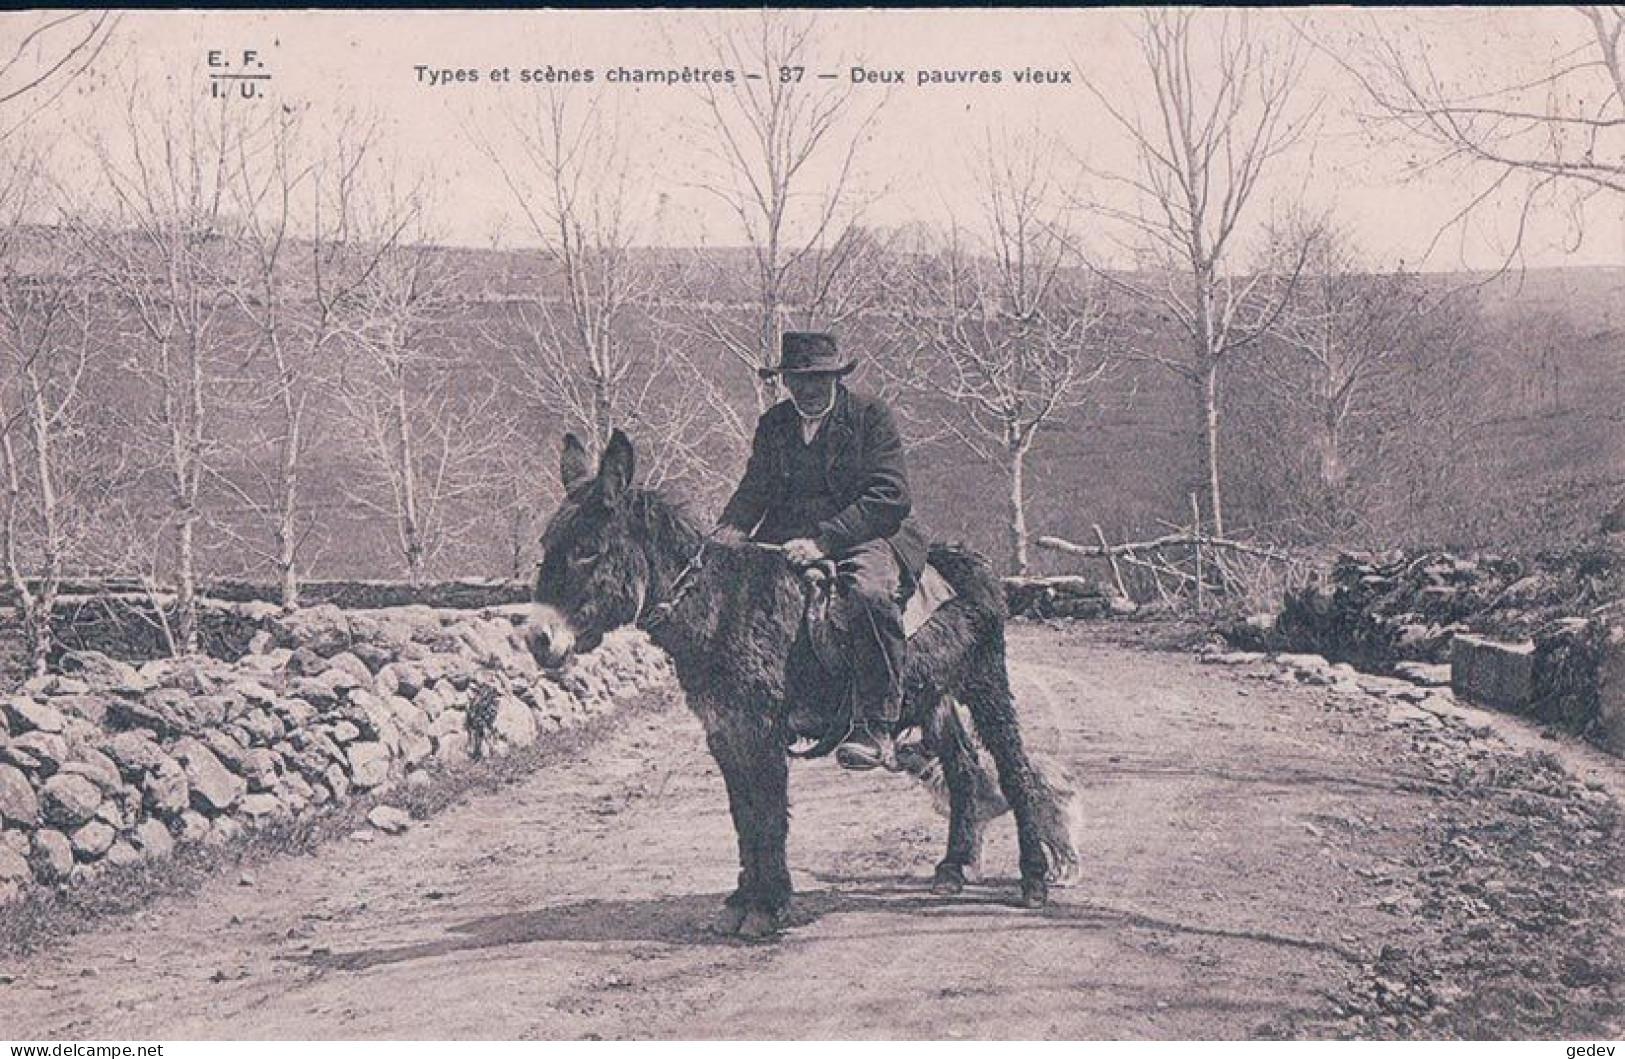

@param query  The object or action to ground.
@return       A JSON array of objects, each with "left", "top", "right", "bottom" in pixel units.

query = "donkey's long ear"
[
  {"left": 560, "top": 433, "right": 591, "bottom": 495},
  {"left": 598, "top": 428, "right": 635, "bottom": 501}
]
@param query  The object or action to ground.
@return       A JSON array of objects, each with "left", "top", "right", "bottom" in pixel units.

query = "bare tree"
[
  {"left": 0, "top": 146, "right": 94, "bottom": 672},
  {"left": 478, "top": 88, "right": 720, "bottom": 493},
  {"left": 1345, "top": 6, "right": 1625, "bottom": 259},
  {"left": 1078, "top": 9, "right": 1316, "bottom": 537},
  {"left": 1260, "top": 221, "right": 1416, "bottom": 496},
  {"left": 336, "top": 205, "right": 511, "bottom": 585},
  {"left": 221, "top": 109, "right": 407, "bottom": 607},
  {"left": 1222, "top": 216, "right": 1488, "bottom": 545},
  {"left": 1340, "top": 8, "right": 1625, "bottom": 535},
  {"left": 886, "top": 134, "right": 1110, "bottom": 574},
  {"left": 689, "top": 11, "right": 887, "bottom": 418},
  {"left": 1238, "top": 219, "right": 1481, "bottom": 541},
  {"left": 0, "top": 11, "right": 117, "bottom": 139},
  {"left": 79, "top": 90, "right": 243, "bottom": 654}
]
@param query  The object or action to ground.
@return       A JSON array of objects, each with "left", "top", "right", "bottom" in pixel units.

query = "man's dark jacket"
[{"left": 719, "top": 385, "right": 930, "bottom": 581}]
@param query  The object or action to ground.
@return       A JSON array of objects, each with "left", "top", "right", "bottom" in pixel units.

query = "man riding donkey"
[{"left": 713, "top": 331, "right": 929, "bottom": 771}]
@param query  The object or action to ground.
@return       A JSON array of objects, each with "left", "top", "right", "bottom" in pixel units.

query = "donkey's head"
[{"left": 528, "top": 429, "right": 651, "bottom": 668}]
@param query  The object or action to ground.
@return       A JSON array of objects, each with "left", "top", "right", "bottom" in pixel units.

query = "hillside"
[{"left": 2, "top": 238, "right": 1620, "bottom": 583}]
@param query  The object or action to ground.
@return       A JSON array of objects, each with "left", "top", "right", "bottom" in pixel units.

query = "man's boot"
[{"left": 836, "top": 571, "right": 906, "bottom": 772}]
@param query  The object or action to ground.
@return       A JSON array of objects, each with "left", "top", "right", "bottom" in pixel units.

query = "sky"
[{"left": 13, "top": 7, "right": 1625, "bottom": 273}]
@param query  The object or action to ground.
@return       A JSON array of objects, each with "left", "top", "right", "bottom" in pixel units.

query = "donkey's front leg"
[{"left": 705, "top": 707, "right": 791, "bottom": 938}]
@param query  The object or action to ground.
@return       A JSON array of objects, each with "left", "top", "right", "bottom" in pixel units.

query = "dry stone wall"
[
  {"left": 0, "top": 603, "right": 671, "bottom": 904},
  {"left": 1246, "top": 545, "right": 1624, "bottom": 755}
]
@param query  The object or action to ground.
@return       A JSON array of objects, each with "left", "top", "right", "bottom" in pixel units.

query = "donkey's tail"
[
  {"left": 901, "top": 697, "right": 1009, "bottom": 825},
  {"left": 1026, "top": 756, "right": 1081, "bottom": 883}
]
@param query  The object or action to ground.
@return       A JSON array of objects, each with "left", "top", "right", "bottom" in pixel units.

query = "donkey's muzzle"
[{"left": 527, "top": 605, "right": 577, "bottom": 669}]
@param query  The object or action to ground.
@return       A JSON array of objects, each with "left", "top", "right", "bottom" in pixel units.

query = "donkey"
[{"left": 528, "top": 429, "right": 1077, "bottom": 938}]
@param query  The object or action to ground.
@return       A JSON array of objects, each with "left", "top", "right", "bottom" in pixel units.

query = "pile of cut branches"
[{"left": 1035, "top": 512, "right": 1318, "bottom": 619}]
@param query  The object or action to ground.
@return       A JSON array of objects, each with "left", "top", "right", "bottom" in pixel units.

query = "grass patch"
[{"left": 0, "top": 688, "right": 675, "bottom": 958}]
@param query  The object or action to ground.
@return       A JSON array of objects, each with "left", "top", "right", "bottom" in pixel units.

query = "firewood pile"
[
  {"left": 1032, "top": 520, "right": 1310, "bottom": 616},
  {"left": 1001, "top": 576, "right": 1114, "bottom": 619}
]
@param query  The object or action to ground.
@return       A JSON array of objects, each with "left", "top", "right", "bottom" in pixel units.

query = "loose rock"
[
  {"left": 103, "top": 841, "right": 141, "bottom": 868},
  {"left": 237, "top": 793, "right": 281, "bottom": 821},
  {"left": 69, "top": 820, "right": 116, "bottom": 860},
  {"left": 346, "top": 742, "right": 390, "bottom": 790},
  {"left": 238, "top": 749, "right": 282, "bottom": 792},
  {"left": 171, "top": 739, "right": 245, "bottom": 814},
  {"left": 131, "top": 818, "right": 175, "bottom": 860},
  {"left": 0, "top": 845, "right": 29, "bottom": 883},
  {"left": 62, "top": 747, "right": 124, "bottom": 794},
  {"left": 142, "top": 767, "right": 190, "bottom": 819},
  {"left": 490, "top": 694, "right": 538, "bottom": 750},
  {"left": 30, "top": 829, "right": 73, "bottom": 882},
  {"left": 104, "top": 731, "right": 168, "bottom": 779},
  {"left": 4, "top": 731, "right": 68, "bottom": 774},
  {"left": 366, "top": 805, "right": 411, "bottom": 835},
  {"left": 49, "top": 694, "right": 109, "bottom": 727},
  {"left": 0, "top": 765, "right": 39, "bottom": 827},
  {"left": 1, "top": 696, "right": 65, "bottom": 735},
  {"left": 58, "top": 651, "right": 147, "bottom": 694},
  {"left": 40, "top": 773, "right": 103, "bottom": 829}
]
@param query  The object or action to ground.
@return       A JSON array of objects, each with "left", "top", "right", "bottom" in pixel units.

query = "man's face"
[{"left": 784, "top": 371, "right": 837, "bottom": 415}]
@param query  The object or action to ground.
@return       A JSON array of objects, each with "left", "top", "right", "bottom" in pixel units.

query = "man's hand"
[
  {"left": 711, "top": 525, "right": 748, "bottom": 547},
  {"left": 783, "top": 537, "right": 825, "bottom": 566}
]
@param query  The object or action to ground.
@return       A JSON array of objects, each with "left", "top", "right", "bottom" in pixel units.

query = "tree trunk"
[
  {"left": 754, "top": 281, "right": 781, "bottom": 412},
  {"left": 394, "top": 367, "right": 424, "bottom": 587},
  {"left": 276, "top": 472, "right": 299, "bottom": 610},
  {"left": 0, "top": 427, "right": 44, "bottom": 675},
  {"left": 274, "top": 353, "right": 303, "bottom": 610},
  {"left": 1318, "top": 416, "right": 1347, "bottom": 489},
  {"left": 175, "top": 508, "right": 198, "bottom": 655},
  {"left": 29, "top": 371, "right": 61, "bottom": 673},
  {"left": 1199, "top": 358, "right": 1225, "bottom": 538},
  {"left": 1007, "top": 444, "right": 1029, "bottom": 575},
  {"left": 172, "top": 327, "right": 207, "bottom": 657},
  {"left": 593, "top": 363, "right": 614, "bottom": 452}
]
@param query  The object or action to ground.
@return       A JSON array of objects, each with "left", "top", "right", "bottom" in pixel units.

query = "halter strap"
[{"left": 636, "top": 537, "right": 708, "bottom": 632}]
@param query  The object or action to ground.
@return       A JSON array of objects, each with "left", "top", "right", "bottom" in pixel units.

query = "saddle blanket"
[{"left": 904, "top": 563, "right": 957, "bottom": 638}]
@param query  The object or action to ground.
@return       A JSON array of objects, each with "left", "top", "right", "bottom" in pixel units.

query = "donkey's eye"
[{"left": 570, "top": 548, "right": 600, "bottom": 568}]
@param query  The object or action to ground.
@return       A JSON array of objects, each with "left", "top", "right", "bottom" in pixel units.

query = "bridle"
[
  {"left": 636, "top": 536, "right": 709, "bottom": 632},
  {"left": 635, "top": 534, "right": 788, "bottom": 632}
]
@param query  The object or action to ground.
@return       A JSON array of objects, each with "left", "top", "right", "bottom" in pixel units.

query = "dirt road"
[{"left": 1, "top": 623, "right": 1620, "bottom": 1039}]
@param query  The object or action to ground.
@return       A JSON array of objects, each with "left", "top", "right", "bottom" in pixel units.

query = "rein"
[
  {"left": 637, "top": 538, "right": 708, "bottom": 632},
  {"left": 636, "top": 536, "right": 787, "bottom": 632}
]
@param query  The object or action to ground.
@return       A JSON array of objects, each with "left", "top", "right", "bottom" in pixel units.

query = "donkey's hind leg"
[
  {"left": 922, "top": 695, "right": 981, "bottom": 896},
  {"left": 960, "top": 643, "right": 1054, "bottom": 908}
]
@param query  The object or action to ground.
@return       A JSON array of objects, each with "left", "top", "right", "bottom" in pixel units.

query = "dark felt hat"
[{"left": 758, "top": 331, "right": 856, "bottom": 378}]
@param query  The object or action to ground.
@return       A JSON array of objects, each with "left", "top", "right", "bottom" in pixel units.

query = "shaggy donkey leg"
[
  {"left": 705, "top": 712, "right": 793, "bottom": 932},
  {"left": 961, "top": 655, "right": 1051, "bottom": 908},
  {"left": 735, "top": 910, "right": 782, "bottom": 940},
  {"left": 923, "top": 699, "right": 978, "bottom": 896},
  {"left": 712, "top": 906, "right": 749, "bottom": 936}
]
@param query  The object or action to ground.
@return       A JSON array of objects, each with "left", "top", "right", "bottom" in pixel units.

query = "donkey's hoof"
[
  {"left": 1018, "top": 878, "right": 1049, "bottom": 909},
  {"left": 737, "top": 910, "right": 782, "bottom": 940},
  {"left": 711, "top": 906, "right": 749, "bottom": 936},
  {"left": 931, "top": 865, "right": 966, "bottom": 896}
]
